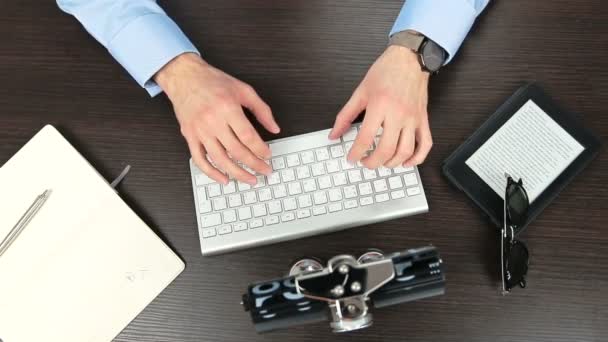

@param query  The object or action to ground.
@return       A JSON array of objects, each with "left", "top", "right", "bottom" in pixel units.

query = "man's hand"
[
  {"left": 329, "top": 45, "right": 432, "bottom": 169},
  {"left": 155, "top": 53, "right": 280, "bottom": 185}
]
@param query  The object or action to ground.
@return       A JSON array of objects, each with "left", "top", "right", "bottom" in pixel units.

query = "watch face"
[{"left": 421, "top": 40, "right": 446, "bottom": 73}]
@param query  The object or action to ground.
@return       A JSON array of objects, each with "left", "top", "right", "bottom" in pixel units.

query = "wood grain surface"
[{"left": 1, "top": 1, "right": 606, "bottom": 341}]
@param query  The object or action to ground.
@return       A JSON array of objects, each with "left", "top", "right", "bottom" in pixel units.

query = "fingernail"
[{"left": 328, "top": 129, "right": 335, "bottom": 138}]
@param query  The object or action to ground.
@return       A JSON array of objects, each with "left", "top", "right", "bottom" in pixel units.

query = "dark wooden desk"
[{"left": 1, "top": 1, "right": 606, "bottom": 341}]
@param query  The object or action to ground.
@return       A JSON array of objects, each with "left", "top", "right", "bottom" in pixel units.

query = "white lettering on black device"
[{"left": 241, "top": 246, "right": 445, "bottom": 333}]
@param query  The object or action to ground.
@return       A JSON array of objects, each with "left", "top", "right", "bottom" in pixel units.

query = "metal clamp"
[{"left": 292, "top": 253, "right": 395, "bottom": 332}]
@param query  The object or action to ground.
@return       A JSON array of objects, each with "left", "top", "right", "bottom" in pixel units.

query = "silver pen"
[{"left": 0, "top": 189, "right": 52, "bottom": 257}]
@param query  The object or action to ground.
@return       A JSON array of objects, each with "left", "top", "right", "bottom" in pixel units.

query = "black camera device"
[{"left": 242, "top": 246, "right": 445, "bottom": 333}]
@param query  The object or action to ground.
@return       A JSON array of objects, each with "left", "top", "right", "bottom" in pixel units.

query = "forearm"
[{"left": 56, "top": 0, "right": 199, "bottom": 96}]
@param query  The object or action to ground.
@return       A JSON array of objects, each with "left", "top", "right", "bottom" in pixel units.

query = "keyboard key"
[
  {"left": 373, "top": 179, "right": 388, "bottom": 192},
  {"left": 318, "top": 175, "right": 332, "bottom": 189},
  {"left": 347, "top": 169, "right": 363, "bottom": 183},
  {"left": 258, "top": 188, "right": 272, "bottom": 201},
  {"left": 300, "top": 150, "right": 315, "bottom": 164},
  {"left": 313, "top": 191, "right": 328, "bottom": 205},
  {"left": 330, "top": 145, "right": 345, "bottom": 158},
  {"left": 388, "top": 176, "right": 403, "bottom": 189},
  {"left": 234, "top": 222, "right": 248, "bottom": 231},
  {"left": 328, "top": 203, "right": 342, "bottom": 212},
  {"left": 228, "top": 194, "right": 243, "bottom": 207},
  {"left": 328, "top": 189, "right": 343, "bottom": 202},
  {"left": 238, "top": 207, "right": 252, "bottom": 220},
  {"left": 267, "top": 172, "right": 281, "bottom": 185},
  {"left": 403, "top": 173, "right": 419, "bottom": 186},
  {"left": 298, "top": 194, "right": 313, "bottom": 208},
  {"left": 281, "top": 212, "right": 296, "bottom": 222},
  {"left": 315, "top": 147, "right": 330, "bottom": 161},
  {"left": 288, "top": 182, "right": 303, "bottom": 195},
  {"left": 311, "top": 163, "right": 325, "bottom": 176},
  {"left": 195, "top": 173, "right": 213, "bottom": 186},
  {"left": 407, "top": 187, "right": 421, "bottom": 196},
  {"left": 250, "top": 219, "right": 264, "bottom": 229},
  {"left": 297, "top": 209, "right": 311, "bottom": 219},
  {"left": 202, "top": 228, "right": 217, "bottom": 238},
  {"left": 286, "top": 154, "right": 300, "bottom": 167},
  {"left": 375, "top": 193, "right": 390, "bottom": 203},
  {"left": 272, "top": 184, "right": 288, "bottom": 198},
  {"left": 363, "top": 168, "right": 377, "bottom": 180},
  {"left": 343, "top": 126, "right": 358, "bottom": 141},
  {"left": 296, "top": 165, "right": 311, "bottom": 179},
  {"left": 268, "top": 200, "right": 282, "bottom": 214},
  {"left": 302, "top": 179, "right": 317, "bottom": 192},
  {"left": 197, "top": 188, "right": 212, "bottom": 213},
  {"left": 312, "top": 206, "right": 327, "bottom": 216},
  {"left": 223, "top": 210, "right": 237, "bottom": 223},
  {"left": 223, "top": 181, "right": 236, "bottom": 194},
  {"left": 254, "top": 175, "right": 266, "bottom": 188},
  {"left": 218, "top": 225, "right": 232, "bottom": 235},
  {"left": 281, "top": 169, "right": 296, "bottom": 182},
  {"left": 378, "top": 167, "right": 392, "bottom": 177},
  {"left": 360, "top": 196, "right": 374, "bottom": 206},
  {"left": 325, "top": 160, "right": 340, "bottom": 173},
  {"left": 201, "top": 213, "right": 222, "bottom": 227},
  {"left": 238, "top": 182, "right": 252, "bottom": 191},
  {"left": 391, "top": 190, "right": 406, "bottom": 199},
  {"left": 207, "top": 183, "right": 222, "bottom": 198},
  {"left": 265, "top": 215, "right": 280, "bottom": 225},
  {"left": 283, "top": 197, "right": 297, "bottom": 211},
  {"left": 272, "top": 157, "right": 286, "bottom": 170},
  {"left": 343, "top": 185, "right": 358, "bottom": 199},
  {"left": 332, "top": 172, "right": 347, "bottom": 186},
  {"left": 212, "top": 197, "right": 227, "bottom": 210},
  {"left": 243, "top": 191, "right": 257, "bottom": 204},
  {"left": 253, "top": 204, "right": 267, "bottom": 217},
  {"left": 340, "top": 157, "right": 355, "bottom": 170},
  {"left": 358, "top": 182, "right": 373, "bottom": 196},
  {"left": 344, "top": 141, "right": 354, "bottom": 153},
  {"left": 394, "top": 165, "right": 414, "bottom": 174},
  {"left": 344, "top": 200, "right": 358, "bottom": 209}
]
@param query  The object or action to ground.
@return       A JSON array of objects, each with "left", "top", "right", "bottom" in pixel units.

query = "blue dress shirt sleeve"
[
  {"left": 391, "top": 0, "right": 490, "bottom": 63},
  {"left": 57, "top": 0, "right": 200, "bottom": 96}
]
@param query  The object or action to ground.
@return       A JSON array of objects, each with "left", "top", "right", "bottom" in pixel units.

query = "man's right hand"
[{"left": 155, "top": 53, "right": 280, "bottom": 185}]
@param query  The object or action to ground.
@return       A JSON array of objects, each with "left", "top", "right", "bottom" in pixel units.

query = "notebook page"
[{"left": 465, "top": 100, "right": 584, "bottom": 202}]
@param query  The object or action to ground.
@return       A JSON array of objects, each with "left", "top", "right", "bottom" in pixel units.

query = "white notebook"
[{"left": 0, "top": 125, "right": 185, "bottom": 342}]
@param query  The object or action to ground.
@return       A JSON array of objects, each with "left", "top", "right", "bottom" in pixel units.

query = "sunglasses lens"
[
  {"left": 505, "top": 241, "right": 529, "bottom": 290},
  {"left": 507, "top": 182, "right": 529, "bottom": 227}
]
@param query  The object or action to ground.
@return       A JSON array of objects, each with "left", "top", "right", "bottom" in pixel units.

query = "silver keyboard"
[{"left": 190, "top": 124, "right": 428, "bottom": 255}]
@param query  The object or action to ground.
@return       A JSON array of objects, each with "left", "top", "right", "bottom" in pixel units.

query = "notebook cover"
[{"left": 0, "top": 125, "right": 185, "bottom": 342}]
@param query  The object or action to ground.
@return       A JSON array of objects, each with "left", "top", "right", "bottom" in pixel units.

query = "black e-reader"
[{"left": 442, "top": 83, "right": 601, "bottom": 234}]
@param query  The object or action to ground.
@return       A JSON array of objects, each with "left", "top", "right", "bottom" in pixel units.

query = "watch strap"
[{"left": 388, "top": 30, "right": 425, "bottom": 52}]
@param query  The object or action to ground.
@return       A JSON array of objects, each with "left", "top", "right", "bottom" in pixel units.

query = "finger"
[
  {"left": 404, "top": 121, "right": 433, "bottom": 166},
  {"left": 218, "top": 127, "right": 272, "bottom": 176},
  {"left": 237, "top": 82, "right": 280, "bottom": 134},
  {"left": 347, "top": 107, "right": 383, "bottom": 163},
  {"left": 226, "top": 108, "right": 272, "bottom": 160},
  {"left": 204, "top": 137, "right": 257, "bottom": 185},
  {"left": 185, "top": 134, "right": 228, "bottom": 184},
  {"left": 329, "top": 87, "right": 367, "bottom": 139},
  {"left": 362, "top": 122, "right": 400, "bottom": 169},
  {"left": 384, "top": 127, "right": 415, "bottom": 168}
]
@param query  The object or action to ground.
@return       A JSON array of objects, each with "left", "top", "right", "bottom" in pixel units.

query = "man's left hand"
[{"left": 329, "top": 45, "right": 433, "bottom": 169}]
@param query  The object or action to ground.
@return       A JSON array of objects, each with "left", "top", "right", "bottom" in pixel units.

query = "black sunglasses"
[{"left": 501, "top": 174, "right": 530, "bottom": 294}]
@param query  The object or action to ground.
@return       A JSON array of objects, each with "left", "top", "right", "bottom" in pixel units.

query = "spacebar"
[{"left": 269, "top": 128, "right": 340, "bottom": 156}]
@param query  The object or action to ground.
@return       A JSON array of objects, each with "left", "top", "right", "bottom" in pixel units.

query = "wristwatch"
[{"left": 389, "top": 30, "right": 447, "bottom": 73}]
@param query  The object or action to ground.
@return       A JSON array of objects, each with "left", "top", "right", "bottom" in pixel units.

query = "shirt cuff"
[
  {"left": 107, "top": 13, "right": 199, "bottom": 97},
  {"left": 390, "top": 0, "right": 478, "bottom": 63}
]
